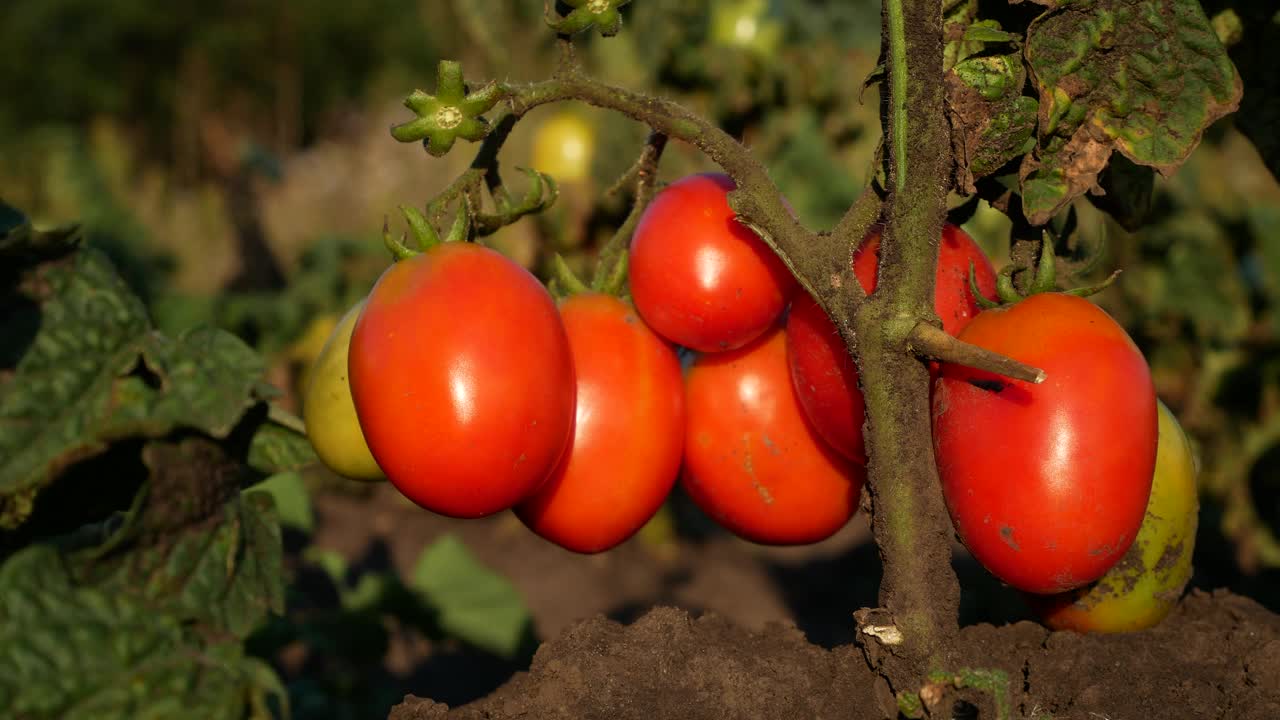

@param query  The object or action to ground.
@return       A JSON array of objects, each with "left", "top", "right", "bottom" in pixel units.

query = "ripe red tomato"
[
  {"left": 629, "top": 173, "right": 798, "bottom": 353},
  {"left": 682, "top": 327, "right": 864, "bottom": 545},
  {"left": 1025, "top": 400, "right": 1198, "bottom": 632},
  {"left": 348, "top": 242, "right": 575, "bottom": 519},
  {"left": 516, "top": 293, "right": 685, "bottom": 553},
  {"left": 853, "top": 224, "right": 998, "bottom": 336},
  {"left": 932, "top": 293, "right": 1157, "bottom": 594},
  {"left": 786, "top": 224, "right": 996, "bottom": 463}
]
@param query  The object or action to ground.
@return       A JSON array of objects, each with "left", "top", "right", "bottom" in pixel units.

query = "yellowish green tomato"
[
  {"left": 1026, "top": 399, "right": 1198, "bottom": 632},
  {"left": 303, "top": 300, "right": 384, "bottom": 481},
  {"left": 709, "top": 0, "right": 783, "bottom": 57},
  {"left": 288, "top": 312, "right": 340, "bottom": 396},
  {"left": 531, "top": 112, "right": 595, "bottom": 183}
]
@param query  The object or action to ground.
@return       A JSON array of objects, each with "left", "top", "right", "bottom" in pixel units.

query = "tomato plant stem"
[
  {"left": 852, "top": 0, "right": 960, "bottom": 689},
  {"left": 886, "top": 0, "right": 909, "bottom": 194}
]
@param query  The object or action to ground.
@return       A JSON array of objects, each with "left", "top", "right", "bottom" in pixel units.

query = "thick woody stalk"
[{"left": 852, "top": 0, "right": 960, "bottom": 677}]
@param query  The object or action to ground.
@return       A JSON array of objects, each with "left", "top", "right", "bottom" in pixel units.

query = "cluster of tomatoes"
[{"left": 304, "top": 171, "right": 1198, "bottom": 634}]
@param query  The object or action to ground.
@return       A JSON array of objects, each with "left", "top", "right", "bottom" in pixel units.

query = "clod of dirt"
[{"left": 391, "top": 589, "right": 1280, "bottom": 720}]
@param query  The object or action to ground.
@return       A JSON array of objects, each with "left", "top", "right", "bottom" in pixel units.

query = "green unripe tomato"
[
  {"left": 303, "top": 300, "right": 384, "bottom": 481},
  {"left": 1025, "top": 400, "right": 1198, "bottom": 632}
]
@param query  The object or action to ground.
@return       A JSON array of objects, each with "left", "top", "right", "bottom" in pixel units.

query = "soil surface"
[
  {"left": 388, "top": 590, "right": 1280, "bottom": 720},
  {"left": 289, "top": 483, "right": 1280, "bottom": 720}
]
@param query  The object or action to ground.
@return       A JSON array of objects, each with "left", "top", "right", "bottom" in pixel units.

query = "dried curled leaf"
[
  {"left": 946, "top": 42, "right": 1039, "bottom": 192},
  {"left": 1020, "top": 0, "right": 1242, "bottom": 225}
]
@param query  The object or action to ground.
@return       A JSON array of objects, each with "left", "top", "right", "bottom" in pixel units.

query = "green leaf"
[
  {"left": 302, "top": 546, "right": 349, "bottom": 585},
  {"left": 246, "top": 471, "right": 313, "bottom": 533},
  {"left": 1, "top": 246, "right": 150, "bottom": 528},
  {"left": 963, "top": 23, "right": 1018, "bottom": 45},
  {"left": 1135, "top": 212, "right": 1249, "bottom": 343},
  {"left": 0, "top": 540, "right": 284, "bottom": 720},
  {"left": 1021, "top": 0, "right": 1242, "bottom": 224},
  {"left": 105, "top": 327, "right": 265, "bottom": 437},
  {"left": 83, "top": 491, "right": 285, "bottom": 639},
  {"left": 247, "top": 416, "right": 317, "bottom": 476},
  {"left": 0, "top": 238, "right": 270, "bottom": 529},
  {"left": 410, "top": 534, "right": 530, "bottom": 658},
  {"left": 1246, "top": 203, "right": 1280, "bottom": 334},
  {"left": 943, "top": 0, "right": 979, "bottom": 72}
]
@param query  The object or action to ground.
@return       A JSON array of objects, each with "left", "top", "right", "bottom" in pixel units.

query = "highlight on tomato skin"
[
  {"left": 1025, "top": 399, "right": 1199, "bottom": 633},
  {"left": 932, "top": 292, "right": 1157, "bottom": 595},
  {"left": 516, "top": 293, "right": 686, "bottom": 554},
  {"left": 785, "top": 222, "right": 996, "bottom": 465},
  {"left": 628, "top": 172, "right": 798, "bottom": 354},
  {"left": 347, "top": 242, "right": 576, "bottom": 520},
  {"left": 681, "top": 326, "right": 865, "bottom": 546}
]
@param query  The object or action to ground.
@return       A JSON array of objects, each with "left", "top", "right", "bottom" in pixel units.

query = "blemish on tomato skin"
[
  {"left": 761, "top": 434, "right": 783, "bottom": 456},
  {"left": 999, "top": 525, "right": 1021, "bottom": 552},
  {"left": 1050, "top": 570, "right": 1080, "bottom": 592},
  {"left": 742, "top": 433, "right": 774, "bottom": 505},
  {"left": 1088, "top": 534, "right": 1126, "bottom": 558}
]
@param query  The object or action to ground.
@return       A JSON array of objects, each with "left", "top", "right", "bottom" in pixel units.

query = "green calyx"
[
  {"left": 476, "top": 167, "right": 559, "bottom": 236},
  {"left": 391, "top": 60, "right": 505, "bottom": 156},
  {"left": 971, "top": 233, "right": 1121, "bottom": 309},
  {"left": 382, "top": 168, "right": 558, "bottom": 262},
  {"left": 546, "top": 0, "right": 632, "bottom": 38},
  {"left": 383, "top": 201, "right": 471, "bottom": 261},
  {"left": 548, "top": 250, "right": 629, "bottom": 301}
]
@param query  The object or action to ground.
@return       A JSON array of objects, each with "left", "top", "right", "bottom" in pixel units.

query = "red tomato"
[
  {"left": 932, "top": 293, "right": 1157, "bottom": 594},
  {"left": 682, "top": 327, "right": 864, "bottom": 545},
  {"left": 516, "top": 293, "right": 685, "bottom": 553},
  {"left": 853, "top": 224, "right": 998, "bottom": 336},
  {"left": 629, "top": 173, "right": 798, "bottom": 353},
  {"left": 348, "top": 243, "right": 575, "bottom": 519},
  {"left": 786, "top": 224, "right": 996, "bottom": 463}
]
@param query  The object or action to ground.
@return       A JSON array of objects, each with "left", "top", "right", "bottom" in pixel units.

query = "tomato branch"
[
  {"left": 395, "top": 45, "right": 878, "bottom": 343},
  {"left": 594, "top": 130, "right": 668, "bottom": 283},
  {"left": 907, "top": 323, "right": 1045, "bottom": 384},
  {"left": 508, "top": 78, "right": 834, "bottom": 302}
]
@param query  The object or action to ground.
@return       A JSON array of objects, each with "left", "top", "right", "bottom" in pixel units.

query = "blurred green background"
[{"left": 5, "top": 1, "right": 1280, "bottom": 718}]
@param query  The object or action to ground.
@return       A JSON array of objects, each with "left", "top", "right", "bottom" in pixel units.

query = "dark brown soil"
[
  {"left": 389, "top": 589, "right": 1280, "bottom": 720},
  {"left": 293, "top": 483, "right": 1280, "bottom": 720}
]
